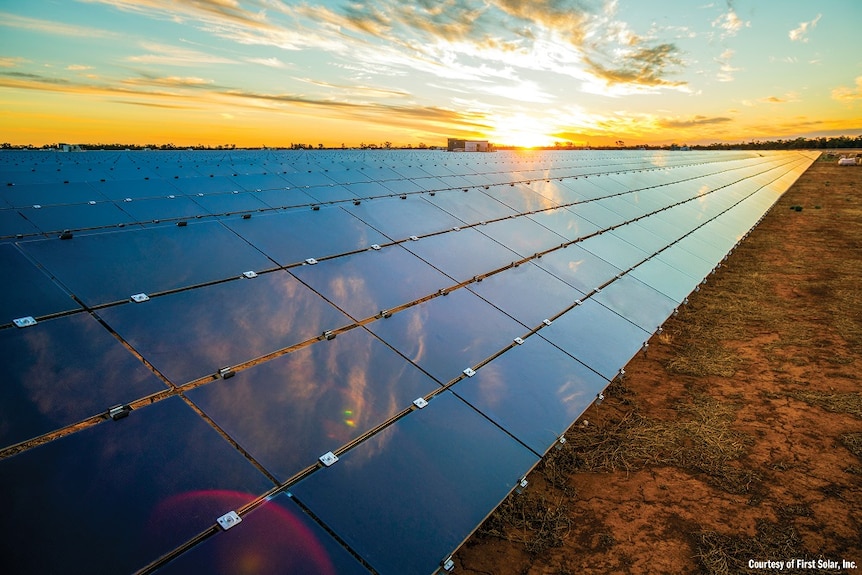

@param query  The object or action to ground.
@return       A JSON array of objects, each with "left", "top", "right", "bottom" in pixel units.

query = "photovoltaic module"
[{"left": 0, "top": 148, "right": 817, "bottom": 574}]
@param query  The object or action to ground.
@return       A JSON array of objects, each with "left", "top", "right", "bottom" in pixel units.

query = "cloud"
[
  {"left": 81, "top": 0, "right": 273, "bottom": 30},
  {"left": 66, "top": 64, "right": 93, "bottom": 71},
  {"left": 127, "top": 42, "right": 236, "bottom": 66},
  {"left": 714, "top": 48, "right": 740, "bottom": 82},
  {"left": 712, "top": 7, "right": 750, "bottom": 38},
  {"left": 0, "top": 57, "right": 26, "bottom": 68},
  {"left": 582, "top": 43, "right": 685, "bottom": 89},
  {"left": 0, "top": 11, "right": 117, "bottom": 38},
  {"left": 245, "top": 57, "right": 287, "bottom": 69},
  {"left": 222, "top": 88, "right": 494, "bottom": 130},
  {"left": 789, "top": 14, "right": 821, "bottom": 42},
  {"left": 122, "top": 75, "right": 215, "bottom": 88},
  {"left": 758, "top": 92, "right": 799, "bottom": 104},
  {"left": 658, "top": 115, "right": 732, "bottom": 129},
  {"left": 832, "top": 77, "right": 862, "bottom": 102}
]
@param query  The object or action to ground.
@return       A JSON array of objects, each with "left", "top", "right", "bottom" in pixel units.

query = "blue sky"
[{"left": 1, "top": 0, "right": 860, "bottom": 146}]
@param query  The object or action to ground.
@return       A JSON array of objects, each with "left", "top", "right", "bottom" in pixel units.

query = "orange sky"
[{"left": 1, "top": 1, "right": 861, "bottom": 147}]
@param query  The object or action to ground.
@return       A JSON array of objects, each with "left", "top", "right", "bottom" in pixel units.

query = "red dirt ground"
[{"left": 455, "top": 157, "right": 862, "bottom": 575}]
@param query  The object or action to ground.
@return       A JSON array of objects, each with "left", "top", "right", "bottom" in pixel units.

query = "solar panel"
[{"left": 0, "top": 148, "right": 818, "bottom": 575}]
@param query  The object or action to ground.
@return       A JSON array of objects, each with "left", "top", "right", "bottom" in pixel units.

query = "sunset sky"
[{"left": 1, "top": 0, "right": 860, "bottom": 147}]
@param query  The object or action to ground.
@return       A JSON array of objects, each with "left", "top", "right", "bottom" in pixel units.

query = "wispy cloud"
[
  {"left": 714, "top": 48, "right": 740, "bottom": 82},
  {"left": 658, "top": 115, "right": 732, "bottom": 129},
  {"left": 832, "top": 77, "right": 862, "bottom": 102},
  {"left": 789, "top": 14, "right": 821, "bottom": 43},
  {"left": 758, "top": 92, "right": 799, "bottom": 104},
  {"left": 0, "top": 57, "right": 27, "bottom": 68},
  {"left": 0, "top": 11, "right": 117, "bottom": 38},
  {"left": 66, "top": 64, "right": 93, "bottom": 71},
  {"left": 127, "top": 42, "right": 236, "bottom": 66},
  {"left": 712, "top": 6, "right": 750, "bottom": 38},
  {"left": 245, "top": 56, "right": 288, "bottom": 69}
]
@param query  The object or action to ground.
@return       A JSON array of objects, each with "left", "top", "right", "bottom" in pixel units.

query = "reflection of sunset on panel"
[{"left": 1, "top": 1, "right": 860, "bottom": 146}]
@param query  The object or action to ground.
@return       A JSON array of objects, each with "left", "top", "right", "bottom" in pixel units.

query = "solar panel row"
[{"left": 0, "top": 149, "right": 817, "bottom": 574}]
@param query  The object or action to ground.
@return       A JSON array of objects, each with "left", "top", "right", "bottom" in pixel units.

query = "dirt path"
[{"left": 455, "top": 157, "right": 862, "bottom": 575}]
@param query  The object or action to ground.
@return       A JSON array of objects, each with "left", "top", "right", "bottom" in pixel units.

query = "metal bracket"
[
  {"left": 321, "top": 330, "right": 336, "bottom": 341},
  {"left": 217, "top": 511, "right": 242, "bottom": 531},
  {"left": 515, "top": 477, "right": 529, "bottom": 494},
  {"left": 108, "top": 404, "right": 132, "bottom": 420},
  {"left": 130, "top": 293, "right": 150, "bottom": 303},
  {"left": 595, "top": 393, "right": 604, "bottom": 405},
  {"left": 319, "top": 451, "right": 339, "bottom": 467},
  {"left": 409, "top": 235, "right": 419, "bottom": 241},
  {"left": 13, "top": 316, "right": 37, "bottom": 329},
  {"left": 242, "top": 271, "right": 258, "bottom": 279},
  {"left": 463, "top": 368, "right": 476, "bottom": 377},
  {"left": 413, "top": 397, "right": 428, "bottom": 409},
  {"left": 542, "top": 319, "right": 552, "bottom": 326},
  {"left": 441, "top": 557, "right": 455, "bottom": 572},
  {"left": 513, "top": 337, "right": 525, "bottom": 345},
  {"left": 219, "top": 367, "right": 236, "bottom": 379},
  {"left": 305, "top": 258, "right": 318, "bottom": 265},
  {"left": 371, "top": 244, "right": 381, "bottom": 250}
]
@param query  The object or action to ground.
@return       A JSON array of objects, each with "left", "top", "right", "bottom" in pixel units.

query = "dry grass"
[
  {"left": 790, "top": 391, "right": 862, "bottom": 419},
  {"left": 554, "top": 393, "right": 757, "bottom": 494},
  {"left": 696, "top": 521, "right": 808, "bottom": 575},
  {"left": 477, "top": 493, "right": 572, "bottom": 554}
]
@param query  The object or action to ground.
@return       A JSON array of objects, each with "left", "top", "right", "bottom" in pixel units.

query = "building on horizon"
[{"left": 447, "top": 138, "right": 492, "bottom": 152}]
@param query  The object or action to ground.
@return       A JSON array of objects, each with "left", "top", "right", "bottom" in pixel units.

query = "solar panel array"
[{"left": 0, "top": 148, "right": 817, "bottom": 574}]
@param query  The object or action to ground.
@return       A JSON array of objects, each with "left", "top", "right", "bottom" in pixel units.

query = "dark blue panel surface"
[
  {"left": 289, "top": 245, "right": 452, "bottom": 320},
  {"left": 20, "top": 202, "right": 135, "bottom": 233},
  {"left": 403, "top": 228, "right": 520, "bottom": 282},
  {"left": 366, "top": 288, "right": 525, "bottom": 384},
  {"left": 223, "top": 206, "right": 388, "bottom": 265},
  {"left": 21, "top": 221, "right": 275, "bottom": 306},
  {"left": 526, "top": 207, "right": 601, "bottom": 241},
  {"left": 0, "top": 243, "right": 79, "bottom": 321},
  {"left": 251, "top": 187, "right": 316, "bottom": 208},
  {"left": 452, "top": 335, "right": 607, "bottom": 453},
  {"left": 345, "top": 196, "right": 463, "bottom": 240},
  {"left": 290, "top": 391, "right": 538, "bottom": 575},
  {"left": 191, "top": 191, "right": 270, "bottom": 215},
  {"left": 93, "top": 178, "right": 180, "bottom": 200},
  {"left": 592, "top": 274, "right": 678, "bottom": 332},
  {"left": 0, "top": 209, "right": 40, "bottom": 237},
  {"left": 629, "top": 256, "right": 700, "bottom": 303},
  {"left": 1, "top": 181, "right": 105, "bottom": 207},
  {"left": 425, "top": 188, "right": 517, "bottom": 223},
  {"left": 0, "top": 396, "right": 273, "bottom": 575},
  {"left": 154, "top": 493, "right": 370, "bottom": 575},
  {"left": 468, "top": 262, "right": 583, "bottom": 327},
  {"left": 579, "top": 231, "right": 651, "bottom": 270},
  {"left": 477, "top": 216, "right": 567, "bottom": 257},
  {"left": 485, "top": 183, "right": 559, "bottom": 212},
  {"left": 98, "top": 271, "right": 351, "bottom": 385},
  {"left": 0, "top": 313, "right": 166, "bottom": 448},
  {"left": 540, "top": 298, "right": 650, "bottom": 380},
  {"left": 118, "top": 195, "right": 210, "bottom": 222},
  {"left": 188, "top": 327, "right": 440, "bottom": 481},
  {"left": 533, "top": 243, "right": 622, "bottom": 293}
]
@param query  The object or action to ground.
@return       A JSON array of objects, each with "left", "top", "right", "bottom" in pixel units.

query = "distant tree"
[
  {"left": 318, "top": 143, "right": 324, "bottom": 149},
  {"left": 615, "top": 140, "right": 624, "bottom": 147},
  {"left": 418, "top": 142, "right": 427, "bottom": 149},
  {"left": 383, "top": 141, "right": 392, "bottom": 149}
]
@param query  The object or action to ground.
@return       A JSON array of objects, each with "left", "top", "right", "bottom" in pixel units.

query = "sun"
[{"left": 487, "top": 113, "right": 557, "bottom": 148}]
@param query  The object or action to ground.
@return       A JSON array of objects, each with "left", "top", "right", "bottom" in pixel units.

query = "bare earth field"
[{"left": 455, "top": 157, "right": 862, "bottom": 575}]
